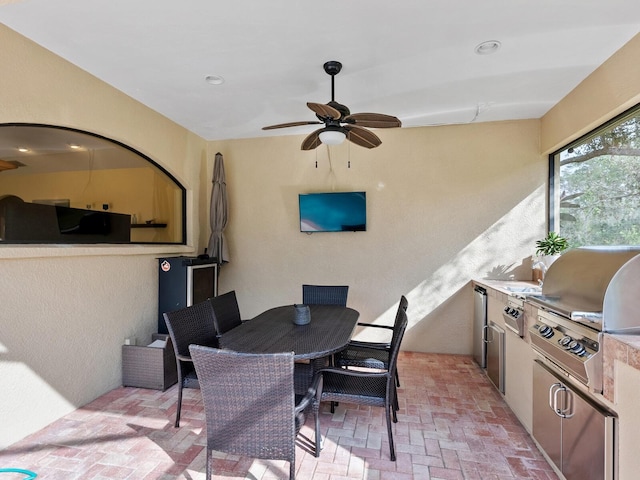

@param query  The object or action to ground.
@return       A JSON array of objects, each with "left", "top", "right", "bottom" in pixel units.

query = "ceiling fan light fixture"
[{"left": 319, "top": 129, "right": 346, "bottom": 145}]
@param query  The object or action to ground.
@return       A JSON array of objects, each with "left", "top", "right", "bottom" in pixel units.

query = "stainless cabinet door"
[
  {"left": 532, "top": 361, "right": 562, "bottom": 470},
  {"left": 473, "top": 287, "right": 487, "bottom": 368},
  {"left": 485, "top": 322, "right": 504, "bottom": 393},
  {"left": 562, "top": 387, "right": 610, "bottom": 480}
]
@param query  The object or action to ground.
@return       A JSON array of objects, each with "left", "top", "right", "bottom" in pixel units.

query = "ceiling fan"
[
  {"left": 262, "top": 61, "right": 402, "bottom": 150},
  {"left": 0, "top": 159, "right": 19, "bottom": 172}
]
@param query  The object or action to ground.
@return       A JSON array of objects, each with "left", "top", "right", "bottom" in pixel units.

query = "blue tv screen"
[{"left": 299, "top": 191, "right": 366, "bottom": 232}]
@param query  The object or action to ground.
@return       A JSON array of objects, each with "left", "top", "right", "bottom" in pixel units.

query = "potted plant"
[
  {"left": 535, "top": 231, "right": 569, "bottom": 257},
  {"left": 532, "top": 232, "right": 569, "bottom": 280}
]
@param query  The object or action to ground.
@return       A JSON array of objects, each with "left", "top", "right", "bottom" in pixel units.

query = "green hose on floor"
[{"left": 0, "top": 469, "right": 37, "bottom": 479}]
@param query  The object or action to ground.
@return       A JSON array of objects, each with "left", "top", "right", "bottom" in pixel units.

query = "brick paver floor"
[{"left": 0, "top": 352, "right": 559, "bottom": 479}]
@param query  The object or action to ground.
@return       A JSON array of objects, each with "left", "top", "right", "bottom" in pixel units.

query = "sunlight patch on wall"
[{"left": 408, "top": 186, "right": 545, "bottom": 321}]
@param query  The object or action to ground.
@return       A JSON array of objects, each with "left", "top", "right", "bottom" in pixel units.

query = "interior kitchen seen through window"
[
  {"left": 552, "top": 104, "right": 640, "bottom": 247},
  {"left": 0, "top": 124, "right": 185, "bottom": 244}
]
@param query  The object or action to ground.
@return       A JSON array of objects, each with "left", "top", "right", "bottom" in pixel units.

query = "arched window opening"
[{"left": 0, "top": 124, "right": 185, "bottom": 244}]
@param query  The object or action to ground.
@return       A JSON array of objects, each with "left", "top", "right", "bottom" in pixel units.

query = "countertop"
[
  {"left": 473, "top": 279, "right": 541, "bottom": 298},
  {"left": 473, "top": 278, "right": 640, "bottom": 403}
]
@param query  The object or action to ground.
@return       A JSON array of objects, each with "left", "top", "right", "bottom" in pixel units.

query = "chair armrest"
[
  {"left": 351, "top": 323, "right": 393, "bottom": 350},
  {"left": 175, "top": 354, "right": 192, "bottom": 362},
  {"left": 295, "top": 371, "right": 323, "bottom": 414},
  {"left": 357, "top": 322, "right": 393, "bottom": 331},
  {"left": 316, "top": 366, "right": 388, "bottom": 380},
  {"left": 348, "top": 340, "right": 391, "bottom": 350}
]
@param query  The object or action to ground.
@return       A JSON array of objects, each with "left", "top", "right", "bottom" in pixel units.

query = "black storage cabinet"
[{"left": 157, "top": 256, "right": 218, "bottom": 333}]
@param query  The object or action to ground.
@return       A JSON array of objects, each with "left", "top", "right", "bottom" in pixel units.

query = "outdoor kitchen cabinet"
[
  {"left": 504, "top": 328, "right": 534, "bottom": 432},
  {"left": 612, "top": 357, "right": 640, "bottom": 479},
  {"left": 485, "top": 295, "right": 506, "bottom": 394},
  {"left": 479, "top": 285, "right": 534, "bottom": 432},
  {"left": 533, "top": 360, "right": 616, "bottom": 480},
  {"left": 485, "top": 324, "right": 505, "bottom": 393}
]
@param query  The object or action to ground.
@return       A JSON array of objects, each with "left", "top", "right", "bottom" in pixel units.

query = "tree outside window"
[{"left": 553, "top": 106, "right": 640, "bottom": 247}]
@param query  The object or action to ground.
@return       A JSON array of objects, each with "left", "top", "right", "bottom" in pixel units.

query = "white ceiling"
[{"left": 1, "top": 0, "right": 640, "bottom": 143}]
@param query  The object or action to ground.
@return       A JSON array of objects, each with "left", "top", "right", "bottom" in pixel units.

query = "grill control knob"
[
  {"left": 539, "top": 325, "right": 554, "bottom": 338},
  {"left": 569, "top": 341, "right": 586, "bottom": 355},
  {"left": 559, "top": 336, "right": 573, "bottom": 348}
]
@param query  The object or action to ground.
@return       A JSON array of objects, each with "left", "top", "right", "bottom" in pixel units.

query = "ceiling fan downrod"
[{"left": 323, "top": 61, "right": 342, "bottom": 102}]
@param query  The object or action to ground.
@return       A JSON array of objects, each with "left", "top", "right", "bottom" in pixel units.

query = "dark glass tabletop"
[{"left": 219, "top": 304, "right": 359, "bottom": 360}]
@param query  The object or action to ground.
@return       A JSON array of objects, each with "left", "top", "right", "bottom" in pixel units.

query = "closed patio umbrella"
[{"left": 208, "top": 152, "right": 230, "bottom": 264}]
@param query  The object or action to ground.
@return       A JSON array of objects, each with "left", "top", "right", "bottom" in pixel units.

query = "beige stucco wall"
[
  {"left": 541, "top": 33, "right": 640, "bottom": 154},
  {"left": 0, "top": 24, "right": 205, "bottom": 448},
  {"left": 207, "top": 119, "right": 546, "bottom": 354}
]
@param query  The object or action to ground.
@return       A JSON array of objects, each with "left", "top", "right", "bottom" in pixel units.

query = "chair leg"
[
  {"left": 289, "top": 459, "right": 295, "bottom": 480},
  {"left": 312, "top": 410, "right": 321, "bottom": 457},
  {"left": 392, "top": 393, "right": 398, "bottom": 423},
  {"left": 392, "top": 385, "right": 399, "bottom": 412},
  {"left": 314, "top": 390, "right": 322, "bottom": 457},
  {"left": 385, "top": 403, "right": 396, "bottom": 461},
  {"left": 395, "top": 369, "right": 400, "bottom": 387},
  {"left": 174, "top": 386, "right": 183, "bottom": 427},
  {"left": 206, "top": 447, "right": 212, "bottom": 480},
  {"left": 174, "top": 379, "right": 183, "bottom": 427}
]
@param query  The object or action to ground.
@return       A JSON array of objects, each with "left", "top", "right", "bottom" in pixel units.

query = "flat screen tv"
[{"left": 299, "top": 191, "right": 366, "bottom": 232}]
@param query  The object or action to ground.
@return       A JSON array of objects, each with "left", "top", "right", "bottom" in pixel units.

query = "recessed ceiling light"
[
  {"left": 475, "top": 40, "right": 501, "bottom": 55},
  {"left": 17, "top": 147, "right": 29, "bottom": 153},
  {"left": 205, "top": 74, "right": 225, "bottom": 85},
  {"left": 69, "top": 144, "right": 81, "bottom": 149}
]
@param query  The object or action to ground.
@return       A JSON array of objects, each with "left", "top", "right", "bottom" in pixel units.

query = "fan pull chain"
[
  {"left": 315, "top": 160, "right": 318, "bottom": 168},
  {"left": 348, "top": 161, "right": 350, "bottom": 168}
]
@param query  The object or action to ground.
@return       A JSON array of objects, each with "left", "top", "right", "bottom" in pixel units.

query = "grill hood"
[{"left": 528, "top": 247, "right": 640, "bottom": 332}]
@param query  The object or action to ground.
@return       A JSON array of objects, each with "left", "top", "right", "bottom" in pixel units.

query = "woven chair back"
[
  {"left": 387, "top": 308, "right": 408, "bottom": 390},
  {"left": 163, "top": 300, "right": 218, "bottom": 358},
  {"left": 189, "top": 345, "right": 297, "bottom": 462},
  {"left": 389, "top": 295, "right": 409, "bottom": 347},
  {"left": 302, "top": 284, "right": 349, "bottom": 306},
  {"left": 209, "top": 290, "right": 242, "bottom": 335}
]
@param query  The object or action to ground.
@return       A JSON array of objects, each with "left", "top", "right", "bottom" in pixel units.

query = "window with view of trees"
[{"left": 551, "top": 104, "right": 640, "bottom": 247}]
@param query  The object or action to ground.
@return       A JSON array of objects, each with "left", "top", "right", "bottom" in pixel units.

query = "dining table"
[{"left": 219, "top": 304, "right": 360, "bottom": 361}]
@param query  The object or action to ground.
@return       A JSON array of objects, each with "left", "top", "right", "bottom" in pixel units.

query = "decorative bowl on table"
[{"left": 293, "top": 304, "right": 311, "bottom": 325}]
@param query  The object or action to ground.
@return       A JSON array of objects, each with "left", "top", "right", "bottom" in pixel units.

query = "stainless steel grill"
[{"left": 527, "top": 247, "right": 640, "bottom": 393}]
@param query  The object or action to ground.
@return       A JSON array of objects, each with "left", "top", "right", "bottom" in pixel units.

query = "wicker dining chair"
[
  {"left": 302, "top": 284, "right": 349, "bottom": 306},
  {"left": 315, "top": 307, "right": 408, "bottom": 461},
  {"left": 163, "top": 300, "right": 218, "bottom": 427},
  {"left": 336, "top": 295, "right": 409, "bottom": 391},
  {"left": 189, "top": 345, "right": 321, "bottom": 480},
  {"left": 209, "top": 290, "right": 243, "bottom": 335}
]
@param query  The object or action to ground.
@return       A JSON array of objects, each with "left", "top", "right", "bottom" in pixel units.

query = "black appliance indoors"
[{"left": 526, "top": 247, "right": 640, "bottom": 480}]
